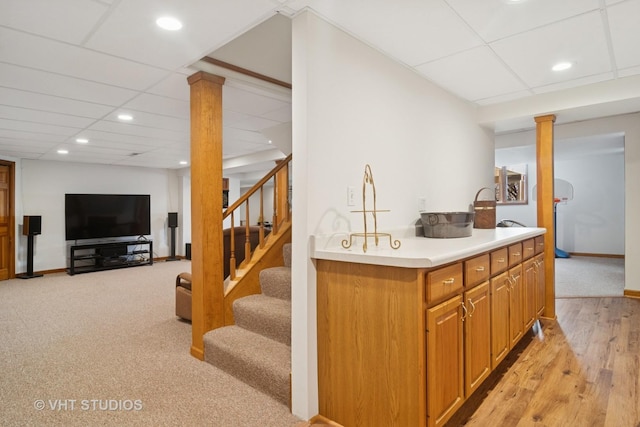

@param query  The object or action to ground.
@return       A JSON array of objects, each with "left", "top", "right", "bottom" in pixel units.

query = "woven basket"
[{"left": 473, "top": 187, "right": 496, "bottom": 229}]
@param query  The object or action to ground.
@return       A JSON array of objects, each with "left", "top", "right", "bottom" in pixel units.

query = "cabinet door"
[
  {"left": 490, "top": 272, "right": 510, "bottom": 369},
  {"left": 508, "top": 265, "right": 524, "bottom": 349},
  {"left": 522, "top": 258, "right": 537, "bottom": 331},
  {"left": 427, "top": 294, "right": 464, "bottom": 427},
  {"left": 464, "top": 281, "right": 491, "bottom": 397},
  {"left": 535, "top": 254, "right": 545, "bottom": 317}
]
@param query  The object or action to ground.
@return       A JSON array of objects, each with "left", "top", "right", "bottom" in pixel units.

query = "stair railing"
[{"left": 223, "top": 153, "right": 291, "bottom": 280}]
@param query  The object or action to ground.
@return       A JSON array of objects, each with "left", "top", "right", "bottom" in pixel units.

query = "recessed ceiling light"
[
  {"left": 57, "top": 149, "right": 69, "bottom": 155},
  {"left": 268, "top": 140, "right": 273, "bottom": 144},
  {"left": 76, "top": 138, "right": 89, "bottom": 143},
  {"left": 156, "top": 16, "right": 182, "bottom": 31},
  {"left": 118, "top": 114, "right": 133, "bottom": 121},
  {"left": 552, "top": 61, "right": 572, "bottom": 72},
  {"left": 179, "top": 160, "right": 188, "bottom": 165}
]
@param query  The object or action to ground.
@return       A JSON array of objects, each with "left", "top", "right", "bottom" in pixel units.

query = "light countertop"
[{"left": 311, "top": 227, "right": 546, "bottom": 268}]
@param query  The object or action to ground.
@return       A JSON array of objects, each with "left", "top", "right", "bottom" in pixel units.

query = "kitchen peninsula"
[{"left": 312, "top": 226, "right": 546, "bottom": 427}]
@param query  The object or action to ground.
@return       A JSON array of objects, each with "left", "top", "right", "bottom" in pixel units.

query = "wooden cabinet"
[
  {"left": 534, "top": 253, "right": 545, "bottom": 316},
  {"left": 490, "top": 271, "right": 510, "bottom": 369},
  {"left": 316, "top": 233, "right": 545, "bottom": 427},
  {"left": 522, "top": 258, "right": 537, "bottom": 331},
  {"left": 508, "top": 265, "right": 524, "bottom": 348},
  {"left": 427, "top": 295, "right": 464, "bottom": 427},
  {"left": 463, "top": 281, "right": 491, "bottom": 397}
]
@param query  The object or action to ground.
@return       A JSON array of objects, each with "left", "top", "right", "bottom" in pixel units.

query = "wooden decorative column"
[
  {"left": 187, "top": 71, "right": 226, "bottom": 360},
  {"left": 534, "top": 114, "right": 556, "bottom": 320}
]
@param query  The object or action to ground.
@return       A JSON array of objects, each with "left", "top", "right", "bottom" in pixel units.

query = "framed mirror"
[{"left": 495, "top": 164, "right": 527, "bottom": 205}]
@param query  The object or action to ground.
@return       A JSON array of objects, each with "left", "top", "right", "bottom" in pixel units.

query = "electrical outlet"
[
  {"left": 417, "top": 197, "right": 427, "bottom": 212},
  {"left": 347, "top": 186, "right": 357, "bottom": 206}
]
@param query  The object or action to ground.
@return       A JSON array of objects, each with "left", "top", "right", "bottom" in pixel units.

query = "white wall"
[
  {"left": 495, "top": 135, "right": 625, "bottom": 255},
  {"left": 290, "top": 11, "right": 494, "bottom": 420},
  {"left": 18, "top": 160, "right": 179, "bottom": 272}
]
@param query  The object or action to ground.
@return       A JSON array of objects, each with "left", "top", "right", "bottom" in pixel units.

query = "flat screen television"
[{"left": 65, "top": 194, "right": 151, "bottom": 241}]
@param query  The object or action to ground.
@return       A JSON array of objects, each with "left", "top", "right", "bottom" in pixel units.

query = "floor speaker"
[
  {"left": 23, "top": 215, "right": 42, "bottom": 235},
  {"left": 168, "top": 212, "right": 178, "bottom": 228}
]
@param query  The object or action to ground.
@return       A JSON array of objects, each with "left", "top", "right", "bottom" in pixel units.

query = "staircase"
[{"left": 203, "top": 243, "right": 292, "bottom": 406}]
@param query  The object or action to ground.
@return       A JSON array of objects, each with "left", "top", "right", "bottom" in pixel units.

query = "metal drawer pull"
[
  {"left": 467, "top": 298, "right": 477, "bottom": 317},
  {"left": 497, "top": 257, "right": 505, "bottom": 263},
  {"left": 512, "top": 252, "right": 521, "bottom": 256},
  {"left": 443, "top": 278, "right": 455, "bottom": 285},
  {"left": 461, "top": 301, "right": 468, "bottom": 322},
  {"left": 475, "top": 266, "right": 485, "bottom": 272}
]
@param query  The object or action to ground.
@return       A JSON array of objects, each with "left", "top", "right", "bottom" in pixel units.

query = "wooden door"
[
  {"left": 427, "top": 294, "right": 464, "bottom": 427},
  {"left": 508, "top": 265, "right": 524, "bottom": 348},
  {"left": 522, "top": 258, "right": 537, "bottom": 331},
  {"left": 535, "top": 254, "right": 545, "bottom": 317},
  {"left": 0, "top": 163, "right": 14, "bottom": 280},
  {"left": 464, "top": 281, "right": 491, "bottom": 397},
  {"left": 490, "top": 271, "right": 510, "bottom": 369}
]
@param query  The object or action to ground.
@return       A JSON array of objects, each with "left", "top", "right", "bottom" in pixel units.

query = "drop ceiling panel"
[
  {"left": 490, "top": 12, "right": 611, "bottom": 88},
  {"left": 123, "top": 94, "right": 190, "bottom": 119},
  {"left": 445, "top": 0, "right": 600, "bottom": 42},
  {"left": 146, "top": 72, "right": 192, "bottom": 101},
  {"left": 0, "top": 128, "right": 66, "bottom": 144},
  {"left": 0, "top": 27, "right": 169, "bottom": 90},
  {"left": 0, "top": 63, "right": 138, "bottom": 107},
  {"left": 87, "top": 121, "right": 187, "bottom": 142},
  {"left": 0, "top": 106, "right": 96, "bottom": 129},
  {"left": 101, "top": 109, "right": 188, "bottom": 133},
  {"left": 84, "top": 0, "right": 277, "bottom": 69},
  {"left": 0, "top": 0, "right": 108, "bottom": 44},
  {"left": 306, "top": 0, "right": 483, "bottom": 66},
  {"left": 415, "top": 46, "right": 529, "bottom": 102},
  {"left": 77, "top": 129, "right": 179, "bottom": 147},
  {"left": 0, "top": 87, "right": 114, "bottom": 118},
  {"left": 607, "top": 0, "right": 640, "bottom": 70},
  {"left": 223, "top": 85, "right": 291, "bottom": 116},
  {"left": 0, "top": 118, "right": 79, "bottom": 137}
]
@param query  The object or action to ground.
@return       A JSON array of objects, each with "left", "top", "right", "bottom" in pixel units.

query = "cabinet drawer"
[
  {"left": 508, "top": 243, "right": 523, "bottom": 267},
  {"left": 491, "top": 248, "right": 508, "bottom": 275},
  {"left": 465, "top": 254, "right": 490, "bottom": 287},
  {"left": 426, "top": 263, "right": 463, "bottom": 303},
  {"left": 522, "top": 239, "right": 535, "bottom": 260},
  {"left": 535, "top": 236, "right": 545, "bottom": 254}
]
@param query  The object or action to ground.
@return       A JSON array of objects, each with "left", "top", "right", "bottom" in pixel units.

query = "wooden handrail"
[{"left": 223, "top": 154, "right": 292, "bottom": 280}]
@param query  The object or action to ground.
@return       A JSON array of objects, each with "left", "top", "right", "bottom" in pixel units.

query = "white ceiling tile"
[
  {"left": 607, "top": 0, "right": 640, "bottom": 70},
  {"left": 0, "top": 63, "right": 138, "bottom": 107},
  {"left": 532, "top": 72, "right": 614, "bottom": 95},
  {"left": 223, "top": 85, "right": 290, "bottom": 116},
  {"left": 490, "top": 12, "right": 611, "bottom": 88},
  {"left": 261, "top": 105, "right": 292, "bottom": 122},
  {"left": 445, "top": 0, "right": 600, "bottom": 42},
  {"left": 0, "top": 0, "right": 109, "bottom": 44},
  {"left": 147, "top": 73, "right": 191, "bottom": 101},
  {"left": 0, "top": 118, "right": 79, "bottom": 137},
  {"left": 0, "top": 128, "right": 67, "bottom": 143},
  {"left": 102, "top": 110, "right": 189, "bottom": 133},
  {"left": 0, "top": 27, "right": 169, "bottom": 90},
  {"left": 88, "top": 121, "right": 187, "bottom": 142},
  {"left": 415, "top": 46, "right": 528, "bottom": 101},
  {"left": 84, "top": 0, "right": 277, "bottom": 69},
  {"left": 228, "top": 115, "right": 281, "bottom": 132},
  {"left": 0, "top": 106, "right": 96, "bottom": 128},
  {"left": 122, "top": 94, "right": 190, "bottom": 119},
  {"left": 307, "top": 0, "right": 483, "bottom": 66},
  {"left": 0, "top": 87, "right": 114, "bottom": 118}
]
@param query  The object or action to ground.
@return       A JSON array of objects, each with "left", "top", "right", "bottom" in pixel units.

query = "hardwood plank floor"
[{"left": 447, "top": 297, "right": 640, "bottom": 427}]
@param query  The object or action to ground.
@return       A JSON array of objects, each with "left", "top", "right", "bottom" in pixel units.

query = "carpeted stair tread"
[
  {"left": 259, "top": 267, "right": 291, "bottom": 300},
  {"left": 283, "top": 243, "right": 291, "bottom": 268},
  {"left": 204, "top": 326, "right": 291, "bottom": 405},
  {"left": 233, "top": 294, "right": 291, "bottom": 345}
]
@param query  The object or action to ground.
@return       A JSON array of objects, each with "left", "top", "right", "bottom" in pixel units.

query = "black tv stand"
[{"left": 68, "top": 240, "right": 153, "bottom": 275}]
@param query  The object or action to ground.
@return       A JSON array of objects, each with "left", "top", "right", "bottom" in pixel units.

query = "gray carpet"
[
  {"left": 555, "top": 255, "right": 625, "bottom": 298},
  {"left": 0, "top": 261, "right": 303, "bottom": 426}
]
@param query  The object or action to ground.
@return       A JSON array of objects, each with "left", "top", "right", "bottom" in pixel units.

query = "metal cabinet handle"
[
  {"left": 475, "top": 266, "right": 485, "bottom": 272},
  {"left": 467, "top": 298, "right": 476, "bottom": 317},
  {"left": 512, "top": 252, "right": 521, "bottom": 257},
  {"left": 497, "top": 257, "right": 505, "bottom": 263},
  {"left": 461, "top": 301, "right": 468, "bottom": 322},
  {"left": 443, "top": 278, "right": 455, "bottom": 285}
]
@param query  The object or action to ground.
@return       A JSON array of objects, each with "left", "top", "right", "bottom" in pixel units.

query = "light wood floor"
[{"left": 447, "top": 297, "right": 640, "bottom": 427}]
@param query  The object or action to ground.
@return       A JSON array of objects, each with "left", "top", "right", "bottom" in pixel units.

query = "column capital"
[
  {"left": 534, "top": 114, "right": 556, "bottom": 124},
  {"left": 187, "top": 71, "right": 226, "bottom": 86}
]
